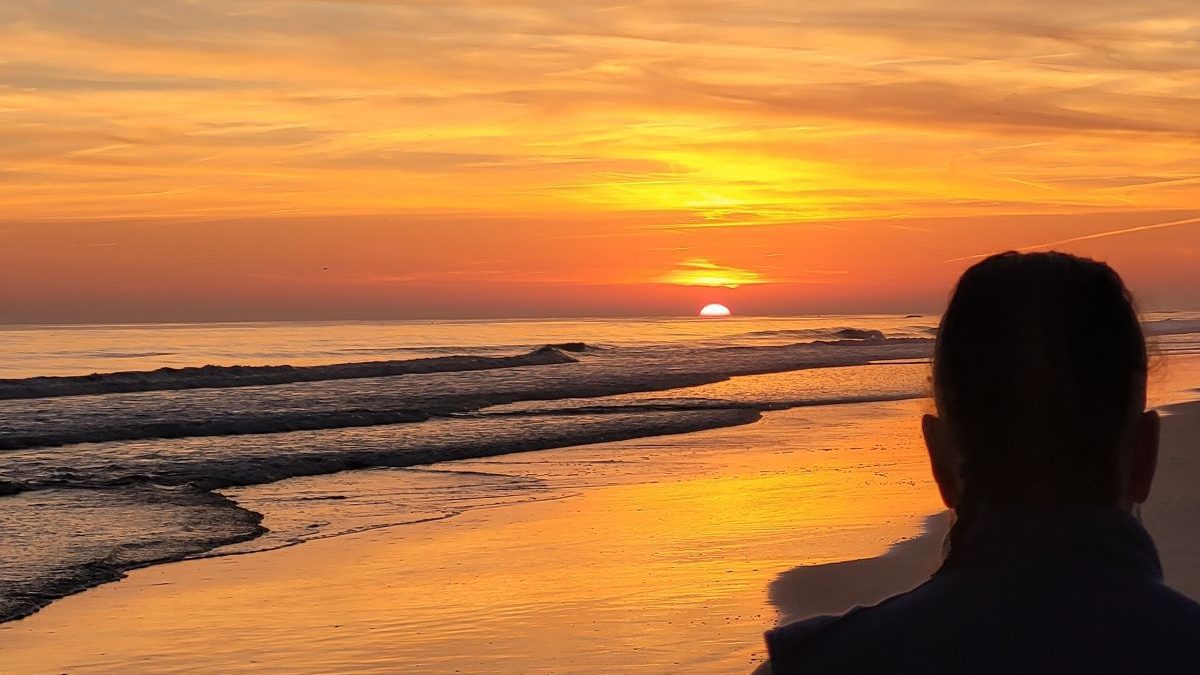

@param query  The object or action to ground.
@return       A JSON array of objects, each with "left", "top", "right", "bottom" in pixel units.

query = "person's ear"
[
  {"left": 1128, "top": 410, "right": 1160, "bottom": 505},
  {"left": 923, "top": 414, "right": 961, "bottom": 509}
]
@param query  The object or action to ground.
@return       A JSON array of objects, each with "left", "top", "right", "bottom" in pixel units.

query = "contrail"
[{"left": 944, "top": 214, "right": 1200, "bottom": 263}]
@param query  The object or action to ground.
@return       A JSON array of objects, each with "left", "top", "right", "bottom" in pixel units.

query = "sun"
[{"left": 699, "top": 303, "right": 732, "bottom": 317}]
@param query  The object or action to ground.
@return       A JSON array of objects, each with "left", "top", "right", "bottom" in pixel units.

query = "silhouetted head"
[{"left": 924, "top": 251, "right": 1159, "bottom": 512}]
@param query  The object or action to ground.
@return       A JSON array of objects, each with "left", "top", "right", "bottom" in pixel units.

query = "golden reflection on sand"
[
  {"left": 0, "top": 400, "right": 943, "bottom": 674},
  {"left": 2, "top": 354, "right": 1196, "bottom": 674}
]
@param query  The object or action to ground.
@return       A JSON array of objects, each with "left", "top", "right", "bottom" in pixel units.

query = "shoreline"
[
  {"left": 0, "top": 407, "right": 766, "bottom": 625},
  {"left": 2, "top": 391, "right": 1197, "bottom": 672},
  {"left": 0, "top": 399, "right": 945, "bottom": 673},
  {"left": 0, "top": 360, "right": 938, "bottom": 625}
]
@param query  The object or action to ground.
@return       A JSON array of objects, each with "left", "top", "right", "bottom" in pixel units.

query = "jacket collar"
[{"left": 936, "top": 507, "right": 1163, "bottom": 581}]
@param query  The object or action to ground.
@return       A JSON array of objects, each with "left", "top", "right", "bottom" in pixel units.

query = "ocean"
[{"left": 2, "top": 313, "right": 1199, "bottom": 627}]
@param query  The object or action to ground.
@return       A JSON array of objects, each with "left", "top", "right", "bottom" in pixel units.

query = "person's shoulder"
[
  {"left": 763, "top": 583, "right": 934, "bottom": 674},
  {"left": 759, "top": 614, "right": 843, "bottom": 675},
  {"left": 1149, "top": 581, "right": 1200, "bottom": 623},
  {"left": 758, "top": 567, "right": 1200, "bottom": 674},
  {"left": 1110, "top": 570, "right": 1200, "bottom": 627},
  {"left": 763, "top": 613, "right": 843, "bottom": 662}
]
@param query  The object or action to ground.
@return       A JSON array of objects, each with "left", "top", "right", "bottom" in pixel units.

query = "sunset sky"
[{"left": 2, "top": 0, "right": 1198, "bottom": 322}]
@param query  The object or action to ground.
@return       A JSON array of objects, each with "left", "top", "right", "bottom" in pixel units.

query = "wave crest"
[
  {"left": 733, "top": 327, "right": 887, "bottom": 341},
  {"left": 0, "top": 347, "right": 581, "bottom": 401}
]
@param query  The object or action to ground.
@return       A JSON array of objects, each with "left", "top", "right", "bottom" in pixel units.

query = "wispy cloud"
[
  {"left": 944, "top": 214, "right": 1200, "bottom": 263},
  {"left": 3, "top": 0, "right": 1200, "bottom": 322},
  {"left": 659, "top": 258, "right": 767, "bottom": 287},
  {"left": 2, "top": 0, "right": 1198, "bottom": 225}
]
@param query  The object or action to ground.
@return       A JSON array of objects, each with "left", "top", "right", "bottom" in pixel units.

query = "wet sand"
[
  {"left": 0, "top": 400, "right": 944, "bottom": 674},
  {"left": 1140, "top": 400, "right": 1200, "bottom": 599},
  {"left": 2, "top": 379, "right": 1198, "bottom": 673}
]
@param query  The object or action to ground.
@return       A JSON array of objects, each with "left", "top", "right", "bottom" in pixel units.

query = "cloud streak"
[
  {"left": 945, "top": 214, "right": 1200, "bottom": 263},
  {"left": 659, "top": 258, "right": 768, "bottom": 287},
  {"left": 2, "top": 0, "right": 1199, "bottom": 224},
  {"left": 2, "top": 0, "right": 1199, "bottom": 320}
]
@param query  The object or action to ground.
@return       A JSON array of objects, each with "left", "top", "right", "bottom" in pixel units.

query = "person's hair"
[{"left": 932, "top": 251, "right": 1148, "bottom": 509}]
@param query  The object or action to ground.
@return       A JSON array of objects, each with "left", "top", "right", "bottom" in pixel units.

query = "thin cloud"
[
  {"left": 944, "top": 214, "right": 1200, "bottom": 263},
  {"left": 659, "top": 258, "right": 767, "bottom": 287},
  {"left": 3, "top": 0, "right": 1199, "bottom": 230}
]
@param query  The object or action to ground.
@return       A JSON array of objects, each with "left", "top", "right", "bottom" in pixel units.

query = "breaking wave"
[
  {"left": 0, "top": 338, "right": 931, "bottom": 451},
  {"left": 730, "top": 327, "right": 887, "bottom": 341},
  {"left": 6, "top": 312, "right": 1198, "bottom": 628},
  {"left": 0, "top": 334, "right": 939, "bottom": 623},
  {"left": 0, "top": 346, "right": 583, "bottom": 401}
]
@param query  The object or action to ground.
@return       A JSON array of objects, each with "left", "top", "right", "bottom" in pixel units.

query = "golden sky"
[{"left": 2, "top": 1, "right": 1198, "bottom": 321}]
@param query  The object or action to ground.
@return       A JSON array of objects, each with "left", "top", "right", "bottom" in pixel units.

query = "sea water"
[{"left": 1, "top": 313, "right": 1198, "bottom": 623}]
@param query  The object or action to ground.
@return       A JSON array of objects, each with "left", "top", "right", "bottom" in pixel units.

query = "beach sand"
[
  {"left": 2, "top": 385, "right": 1198, "bottom": 673},
  {"left": 0, "top": 400, "right": 944, "bottom": 674}
]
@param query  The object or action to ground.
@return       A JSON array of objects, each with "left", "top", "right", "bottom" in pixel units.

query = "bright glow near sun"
[
  {"left": 660, "top": 259, "right": 765, "bottom": 288},
  {"left": 699, "top": 303, "right": 732, "bottom": 317}
]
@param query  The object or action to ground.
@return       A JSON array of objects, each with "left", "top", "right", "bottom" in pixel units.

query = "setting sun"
[
  {"left": 4, "top": 2, "right": 1200, "bottom": 674},
  {"left": 699, "top": 303, "right": 733, "bottom": 317}
]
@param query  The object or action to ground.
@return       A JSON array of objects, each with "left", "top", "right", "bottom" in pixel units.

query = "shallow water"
[
  {"left": 6, "top": 385, "right": 1196, "bottom": 674},
  {"left": 0, "top": 315, "right": 940, "bottom": 379},
  {"left": 0, "top": 316, "right": 946, "bottom": 622},
  {"left": 1, "top": 314, "right": 1197, "bottom": 632},
  {"left": 0, "top": 400, "right": 947, "bottom": 674}
]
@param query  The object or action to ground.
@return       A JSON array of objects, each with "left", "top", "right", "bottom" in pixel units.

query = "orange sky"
[{"left": 2, "top": 1, "right": 1198, "bottom": 322}]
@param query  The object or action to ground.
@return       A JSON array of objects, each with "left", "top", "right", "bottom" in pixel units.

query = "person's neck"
[{"left": 937, "top": 504, "right": 1162, "bottom": 580}]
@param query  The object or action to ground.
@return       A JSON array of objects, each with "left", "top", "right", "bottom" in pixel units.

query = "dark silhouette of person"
[{"left": 756, "top": 251, "right": 1200, "bottom": 674}]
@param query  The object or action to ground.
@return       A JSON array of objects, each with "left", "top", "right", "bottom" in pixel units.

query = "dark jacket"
[{"left": 763, "top": 509, "right": 1200, "bottom": 674}]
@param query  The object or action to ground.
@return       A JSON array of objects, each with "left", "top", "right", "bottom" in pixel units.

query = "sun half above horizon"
[{"left": 699, "top": 303, "right": 732, "bottom": 318}]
